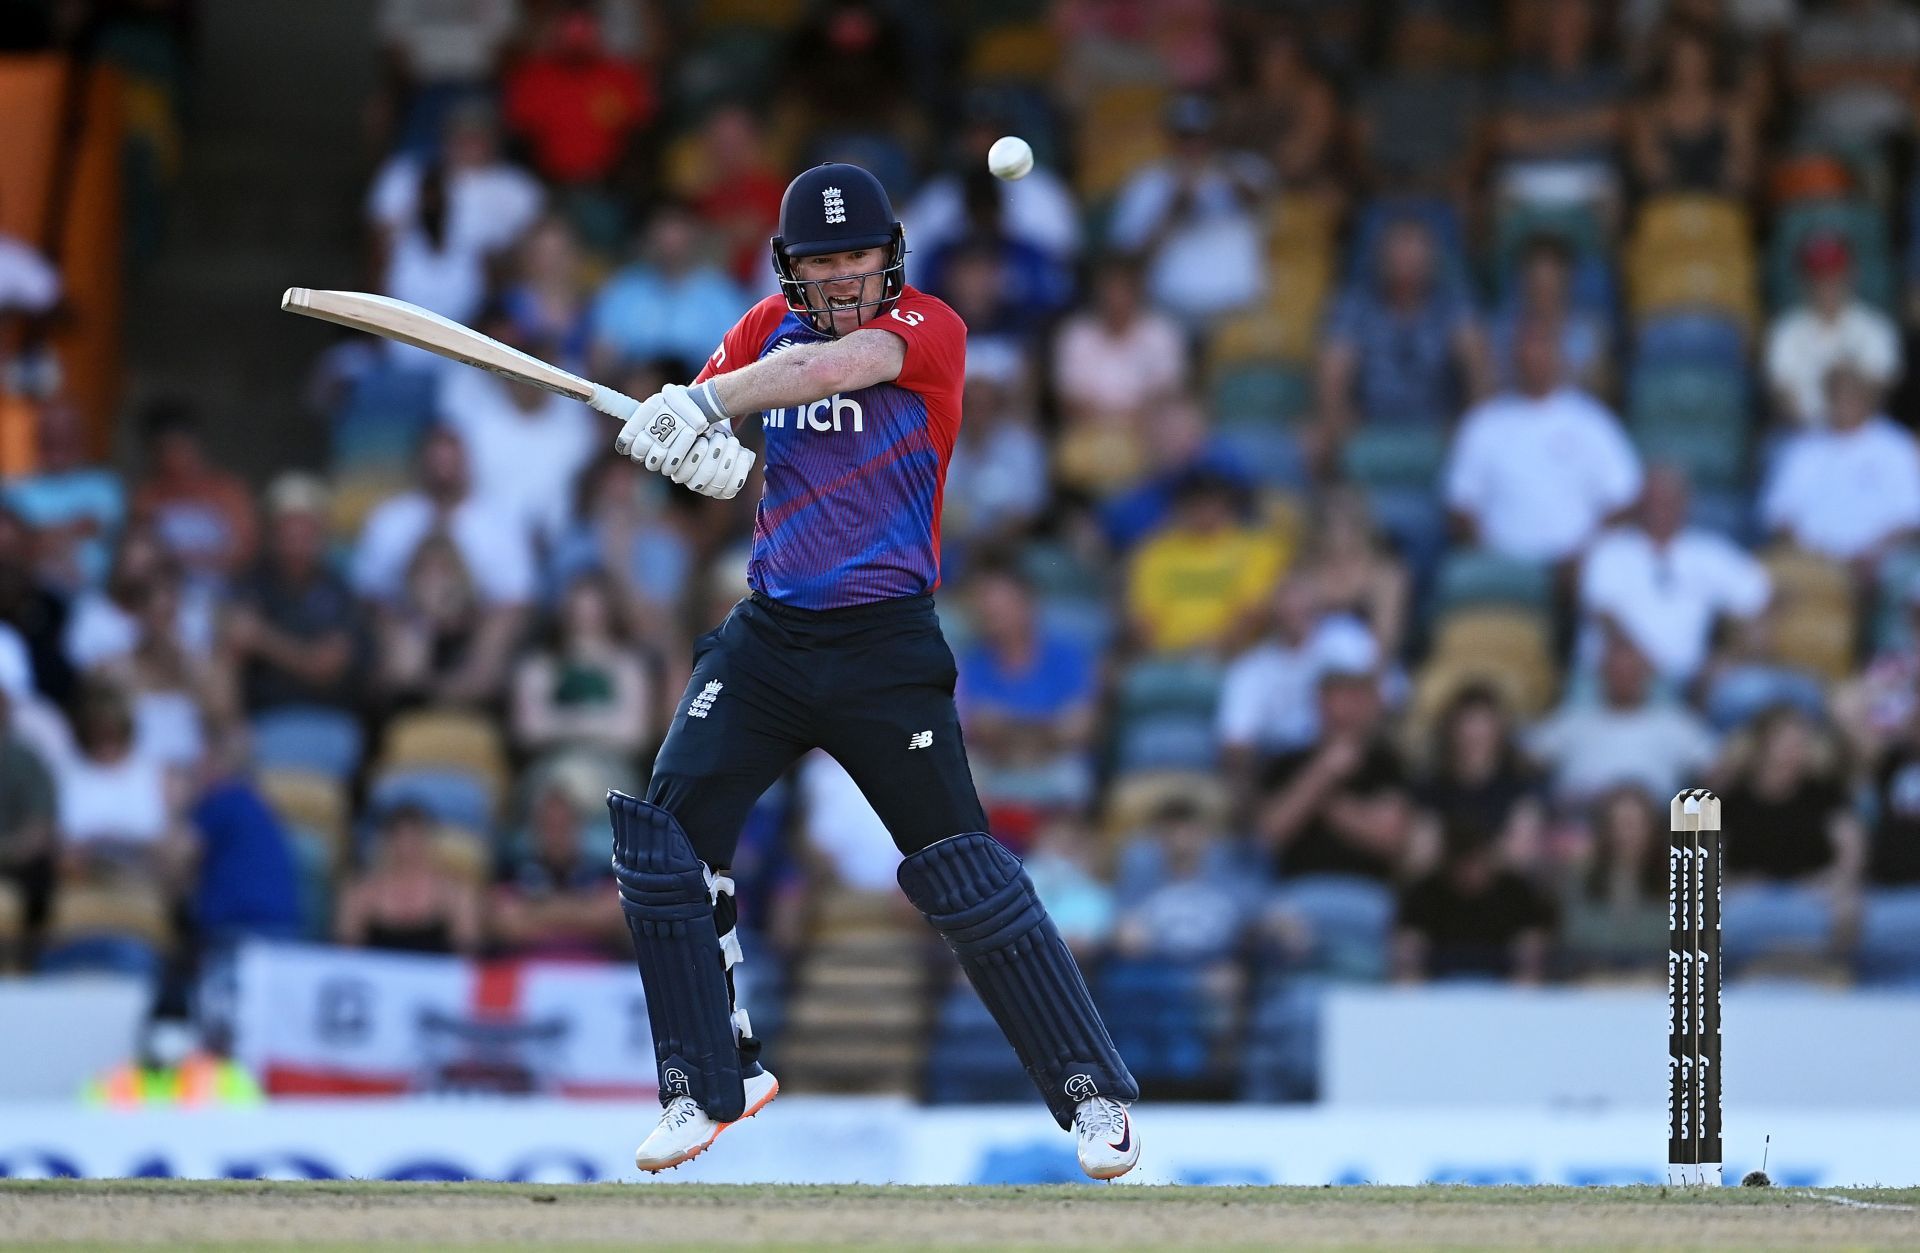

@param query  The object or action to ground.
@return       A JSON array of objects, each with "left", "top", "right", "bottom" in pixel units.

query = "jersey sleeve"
[
  {"left": 693, "top": 294, "right": 788, "bottom": 385},
  {"left": 871, "top": 290, "right": 967, "bottom": 399}
]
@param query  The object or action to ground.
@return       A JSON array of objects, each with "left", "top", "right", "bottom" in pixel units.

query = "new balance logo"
[
  {"left": 688, "top": 680, "right": 724, "bottom": 720},
  {"left": 822, "top": 185, "right": 846, "bottom": 224},
  {"left": 907, "top": 730, "right": 933, "bottom": 750}
]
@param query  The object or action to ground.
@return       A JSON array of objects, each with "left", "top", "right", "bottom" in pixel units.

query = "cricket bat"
[{"left": 280, "top": 288, "right": 596, "bottom": 403}]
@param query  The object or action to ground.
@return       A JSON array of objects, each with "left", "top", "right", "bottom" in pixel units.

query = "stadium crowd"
[{"left": 8, "top": 0, "right": 1920, "bottom": 1100}]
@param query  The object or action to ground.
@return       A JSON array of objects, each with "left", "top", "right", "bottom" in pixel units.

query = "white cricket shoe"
[
  {"left": 634, "top": 1069, "right": 780, "bottom": 1173},
  {"left": 1073, "top": 1095, "right": 1140, "bottom": 1180}
]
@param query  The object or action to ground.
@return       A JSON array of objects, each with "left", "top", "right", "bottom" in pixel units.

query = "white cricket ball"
[{"left": 987, "top": 135, "right": 1034, "bottom": 181}]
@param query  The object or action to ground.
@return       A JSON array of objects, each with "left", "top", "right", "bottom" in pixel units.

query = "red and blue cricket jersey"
[{"left": 693, "top": 285, "right": 966, "bottom": 609}]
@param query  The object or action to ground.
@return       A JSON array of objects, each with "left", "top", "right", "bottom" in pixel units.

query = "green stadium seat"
[
  {"left": 1769, "top": 199, "right": 1895, "bottom": 311},
  {"left": 1211, "top": 363, "right": 1311, "bottom": 426},
  {"left": 1117, "top": 656, "right": 1226, "bottom": 722},
  {"left": 1873, "top": 544, "right": 1920, "bottom": 653},
  {"left": 1628, "top": 364, "right": 1748, "bottom": 434},
  {"left": 1433, "top": 549, "right": 1553, "bottom": 616},
  {"left": 1339, "top": 424, "right": 1448, "bottom": 491}
]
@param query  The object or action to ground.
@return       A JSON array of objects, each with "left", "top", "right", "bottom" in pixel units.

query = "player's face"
[{"left": 794, "top": 248, "right": 886, "bottom": 336}]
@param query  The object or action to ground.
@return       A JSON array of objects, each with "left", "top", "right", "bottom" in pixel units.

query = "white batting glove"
[{"left": 677, "top": 429, "right": 757, "bottom": 499}]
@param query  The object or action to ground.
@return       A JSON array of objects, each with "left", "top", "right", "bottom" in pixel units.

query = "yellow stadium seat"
[
  {"left": 47, "top": 884, "right": 172, "bottom": 948},
  {"left": 257, "top": 767, "right": 350, "bottom": 855},
  {"left": 968, "top": 23, "right": 1060, "bottom": 81},
  {"left": 432, "top": 827, "right": 490, "bottom": 886},
  {"left": 1102, "top": 770, "right": 1231, "bottom": 839},
  {"left": 1630, "top": 253, "right": 1759, "bottom": 329},
  {"left": 327, "top": 472, "right": 406, "bottom": 541},
  {"left": 0, "top": 880, "right": 23, "bottom": 949},
  {"left": 1267, "top": 194, "right": 1340, "bottom": 257},
  {"left": 1763, "top": 545, "right": 1852, "bottom": 608},
  {"left": 1429, "top": 607, "right": 1553, "bottom": 666},
  {"left": 380, "top": 710, "right": 508, "bottom": 793},
  {"left": 1771, "top": 606, "right": 1855, "bottom": 682},
  {"left": 1076, "top": 85, "right": 1167, "bottom": 201},
  {"left": 1632, "top": 194, "right": 1752, "bottom": 255}
]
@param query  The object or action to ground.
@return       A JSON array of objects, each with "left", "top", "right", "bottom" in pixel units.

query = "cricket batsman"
[{"left": 588, "top": 162, "right": 1141, "bottom": 1179}]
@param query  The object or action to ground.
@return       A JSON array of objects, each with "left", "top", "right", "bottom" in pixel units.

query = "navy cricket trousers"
[{"left": 646, "top": 592, "right": 988, "bottom": 870}]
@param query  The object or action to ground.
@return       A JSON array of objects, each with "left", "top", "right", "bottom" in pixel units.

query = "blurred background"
[{"left": 2, "top": 0, "right": 1920, "bottom": 1186}]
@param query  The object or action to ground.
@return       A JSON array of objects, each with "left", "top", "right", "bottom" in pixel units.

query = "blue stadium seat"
[
  {"left": 287, "top": 828, "right": 336, "bottom": 941},
  {"left": 1857, "top": 889, "right": 1920, "bottom": 986},
  {"left": 1095, "top": 958, "right": 1223, "bottom": 1086},
  {"left": 1700, "top": 664, "right": 1827, "bottom": 733},
  {"left": 1433, "top": 549, "right": 1552, "bottom": 616},
  {"left": 1347, "top": 196, "right": 1471, "bottom": 290},
  {"left": 331, "top": 364, "right": 438, "bottom": 473},
  {"left": 1363, "top": 487, "right": 1449, "bottom": 581},
  {"left": 1114, "top": 713, "right": 1217, "bottom": 774},
  {"left": 1722, "top": 884, "right": 1836, "bottom": 976},
  {"left": 1215, "top": 419, "right": 1308, "bottom": 490},
  {"left": 1267, "top": 874, "right": 1395, "bottom": 979},
  {"left": 35, "top": 936, "right": 165, "bottom": 982},
  {"left": 924, "top": 983, "right": 1031, "bottom": 1104},
  {"left": 1239, "top": 975, "right": 1328, "bottom": 1102},
  {"left": 1036, "top": 594, "right": 1115, "bottom": 653},
  {"left": 1687, "top": 486, "right": 1755, "bottom": 545},
  {"left": 369, "top": 768, "right": 494, "bottom": 837},
  {"left": 1634, "top": 313, "right": 1747, "bottom": 372},
  {"left": 251, "top": 706, "right": 365, "bottom": 781}
]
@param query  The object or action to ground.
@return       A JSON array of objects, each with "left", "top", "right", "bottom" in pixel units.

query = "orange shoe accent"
[{"left": 637, "top": 1076, "right": 780, "bottom": 1173}]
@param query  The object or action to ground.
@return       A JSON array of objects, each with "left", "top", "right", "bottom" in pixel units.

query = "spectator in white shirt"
[
  {"left": 1526, "top": 627, "right": 1720, "bottom": 807},
  {"left": 0, "top": 194, "right": 60, "bottom": 317},
  {"left": 366, "top": 102, "right": 545, "bottom": 265},
  {"left": 905, "top": 102, "right": 1081, "bottom": 274},
  {"left": 1220, "top": 578, "right": 1381, "bottom": 794},
  {"left": 376, "top": 0, "right": 521, "bottom": 151},
  {"left": 1106, "top": 94, "right": 1272, "bottom": 327},
  {"left": 353, "top": 425, "right": 537, "bottom": 610},
  {"left": 434, "top": 308, "right": 599, "bottom": 549},
  {"left": 1761, "top": 361, "right": 1920, "bottom": 565},
  {"left": 1579, "top": 466, "right": 1771, "bottom": 686},
  {"left": 1765, "top": 233, "right": 1901, "bottom": 427},
  {"left": 1445, "top": 320, "right": 1643, "bottom": 563},
  {"left": 942, "top": 342, "right": 1050, "bottom": 549}
]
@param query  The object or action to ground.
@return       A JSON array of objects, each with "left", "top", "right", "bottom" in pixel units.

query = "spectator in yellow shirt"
[{"left": 1126, "top": 470, "right": 1288, "bottom": 654}]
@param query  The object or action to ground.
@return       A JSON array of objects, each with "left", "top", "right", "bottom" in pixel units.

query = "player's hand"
[
  {"left": 612, "top": 389, "right": 707, "bottom": 477},
  {"left": 675, "top": 428, "right": 756, "bottom": 499}
]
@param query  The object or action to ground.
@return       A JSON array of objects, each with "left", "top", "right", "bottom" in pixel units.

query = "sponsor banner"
[
  {"left": 0, "top": 978, "right": 149, "bottom": 1100},
  {"left": 230, "top": 943, "right": 656, "bottom": 1098},
  {"left": 1323, "top": 987, "right": 1920, "bottom": 1107},
  {"left": 2, "top": 1100, "right": 1917, "bottom": 1187}
]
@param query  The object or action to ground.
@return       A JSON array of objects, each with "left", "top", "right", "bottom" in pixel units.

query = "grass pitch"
[{"left": 3, "top": 1180, "right": 1918, "bottom": 1250}]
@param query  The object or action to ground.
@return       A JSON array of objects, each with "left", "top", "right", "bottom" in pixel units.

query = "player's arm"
[{"left": 704, "top": 329, "right": 905, "bottom": 416}]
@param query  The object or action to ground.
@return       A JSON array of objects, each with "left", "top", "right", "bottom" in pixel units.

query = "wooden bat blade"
[{"left": 280, "top": 288, "right": 595, "bottom": 403}]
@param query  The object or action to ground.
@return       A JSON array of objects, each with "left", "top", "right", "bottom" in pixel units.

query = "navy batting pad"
[
  {"left": 898, "top": 832, "right": 1138, "bottom": 1127},
  {"left": 608, "top": 790, "right": 745, "bottom": 1122}
]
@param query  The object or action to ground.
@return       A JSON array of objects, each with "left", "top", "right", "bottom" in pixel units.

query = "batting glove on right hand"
[{"left": 673, "top": 428, "right": 756, "bottom": 499}]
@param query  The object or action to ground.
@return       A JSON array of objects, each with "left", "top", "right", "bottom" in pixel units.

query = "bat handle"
[{"left": 587, "top": 384, "right": 641, "bottom": 422}]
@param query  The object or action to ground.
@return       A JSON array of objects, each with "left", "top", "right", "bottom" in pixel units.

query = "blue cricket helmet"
[{"left": 770, "top": 162, "right": 907, "bottom": 336}]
